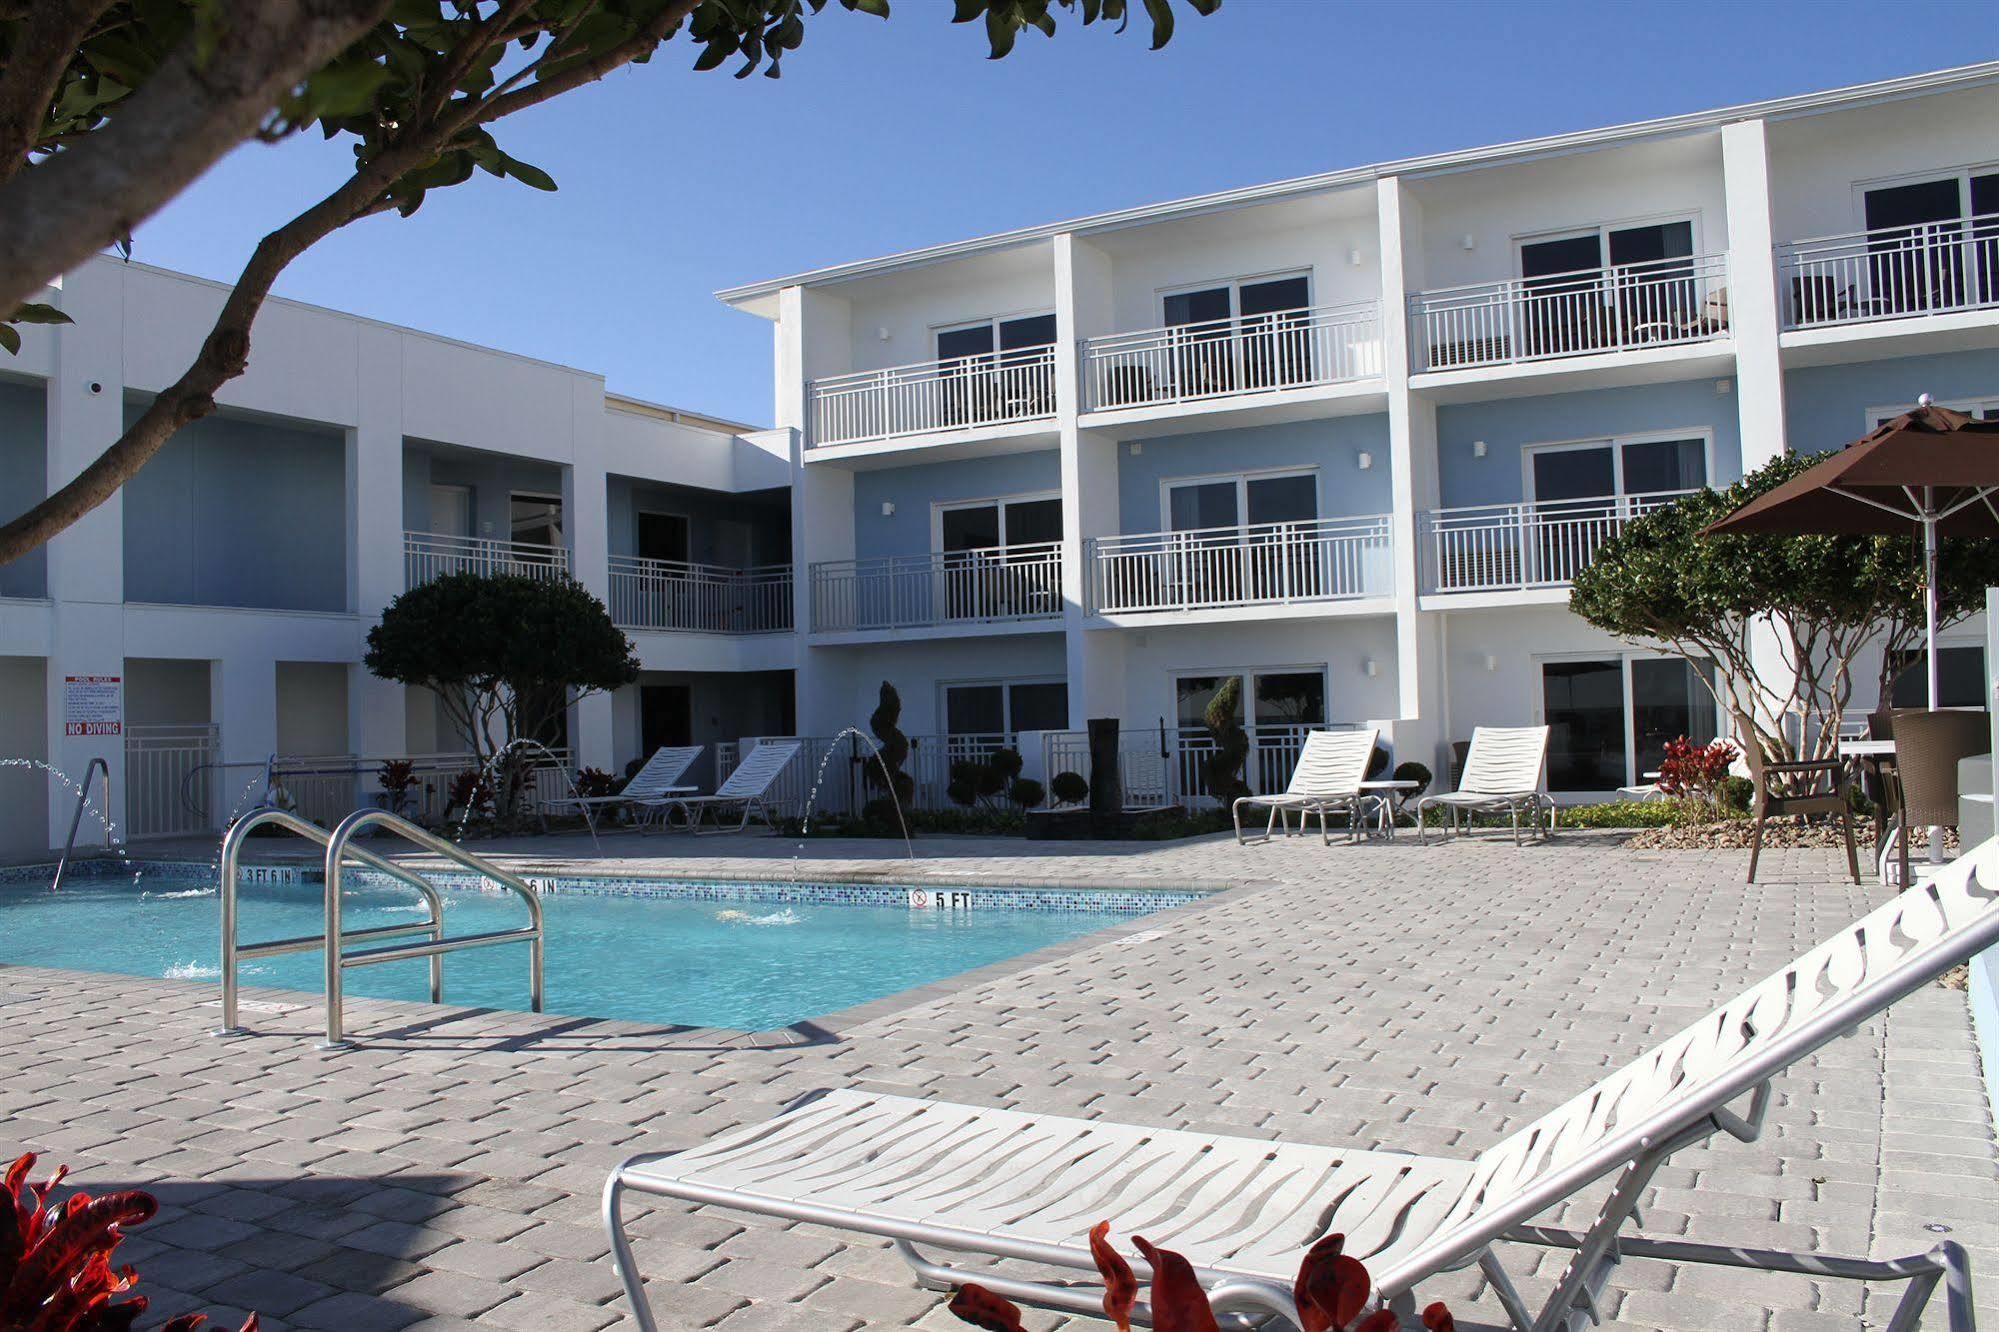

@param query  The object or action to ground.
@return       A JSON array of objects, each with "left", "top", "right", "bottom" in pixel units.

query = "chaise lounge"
[
  {"left": 1231, "top": 727, "right": 1379, "bottom": 845},
  {"left": 657, "top": 738, "right": 800, "bottom": 834},
  {"left": 605, "top": 842, "right": 1997, "bottom": 1330},
  {"left": 540, "top": 744, "right": 702, "bottom": 830},
  {"left": 1415, "top": 724, "right": 1553, "bottom": 844}
]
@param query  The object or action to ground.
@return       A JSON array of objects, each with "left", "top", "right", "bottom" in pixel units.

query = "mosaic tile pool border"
[{"left": 1, "top": 857, "right": 1209, "bottom": 915}]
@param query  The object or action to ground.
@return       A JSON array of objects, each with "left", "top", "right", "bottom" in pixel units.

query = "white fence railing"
[
  {"left": 1777, "top": 212, "right": 1999, "bottom": 329},
  {"left": 1422, "top": 490, "right": 1692, "bottom": 593},
  {"left": 810, "top": 543, "right": 1063, "bottom": 633},
  {"left": 607, "top": 557, "right": 792, "bottom": 633},
  {"left": 404, "top": 531, "right": 570, "bottom": 589},
  {"left": 714, "top": 732, "right": 1023, "bottom": 819},
  {"left": 125, "top": 723, "right": 221, "bottom": 839},
  {"left": 1411, "top": 252, "right": 1730, "bottom": 371},
  {"left": 1081, "top": 302, "right": 1381, "bottom": 412},
  {"left": 1042, "top": 722, "right": 1351, "bottom": 809},
  {"left": 808, "top": 346, "right": 1058, "bottom": 448},
  {"left": 268, "top": 749, "right": 574, "bottom": 828},
  {"left": 1087, "top": 515, "right": 1392, "bottom": 614}
]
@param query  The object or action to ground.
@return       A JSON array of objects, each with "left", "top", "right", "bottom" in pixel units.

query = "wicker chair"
[
  {"left": 1741, "top": 716, "right": 1858, "bottom": 885},
  {"left": 1883, "top": 708, "right": 1992, "bottom": 886}
]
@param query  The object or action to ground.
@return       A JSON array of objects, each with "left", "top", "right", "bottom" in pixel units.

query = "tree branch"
[
  {"left": 0, "top": 0, "right": 390, "bottom": 316},
  {"left": 0, "top": 0, "right": 115, "bottom": 184}
]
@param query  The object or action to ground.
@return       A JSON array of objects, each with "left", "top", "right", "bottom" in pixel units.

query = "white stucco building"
[{"left": 3, "top": 61, "right": 1996, "bottom": 855}]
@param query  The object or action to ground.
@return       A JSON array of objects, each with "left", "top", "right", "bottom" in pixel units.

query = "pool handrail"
[
  {"left": 50, "top": 756, "right": 111, "bottom": 893},
  {"left": 321, "top": 808, "right": 544, "bottom": 1048},
  {"left": 217, "top": 806, "right": 448, "bottom": 1036}
]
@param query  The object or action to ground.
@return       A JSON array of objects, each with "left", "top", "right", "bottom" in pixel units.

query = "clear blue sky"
[{"left": 129, "top": 0, "right": 1997, "bottom": 428}]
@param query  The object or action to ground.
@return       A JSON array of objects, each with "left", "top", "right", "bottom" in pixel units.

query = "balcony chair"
[
  {"left": 1742, "top": 726, "right": 1858, "bottom": 885},
  {"left": 1415, "top": 725, "right": 1552, "bottom": 844},
  {"left": 1230, "top": 727, "right": 1379, "bottom": 845},
  {"left": 1883, "top": 707, "right": 1991, "bottom": 887},
  {"left": 607, "top": 845, "right": 1998, "bottom": 1332}
]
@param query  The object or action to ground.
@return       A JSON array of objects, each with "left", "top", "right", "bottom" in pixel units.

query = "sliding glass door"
[
  {"left": 1163, "top": 274, "right": 1312, "bottom": 395},
  {"left": 1518, "top": 220, "right": 1695, "bottom": 356},
  {"left": 935, "top": 312, "right": 1057, "bottom": 427},
  {"left": 1525, "top": 435, "right": 1706, "bottom": 584},
  {"left": 1174, "top": 667, "right": 1329, "bottom": 797},
  {"left": 937, "top": 495, "right": 1062, "bottom": 620},
  {"left": 1541, "top": 655, "right": 1717, "bottom": 792}
]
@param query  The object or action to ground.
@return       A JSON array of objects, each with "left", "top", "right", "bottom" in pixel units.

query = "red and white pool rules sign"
[{"left": 63, "top": 675, "right": 122, "bottom": 736}]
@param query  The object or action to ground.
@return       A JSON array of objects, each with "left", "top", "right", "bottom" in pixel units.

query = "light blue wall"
[
  {"left": 1435, "top": 379, "right": 1745, "bottom": 509},
  {"left": 606, "top": 477, "right": 790, "bottom": 566},
  {"left": 123, "top": 406, "right": 346, "bottom": 611},
  {"left": 0, "top": 379, "right": 47, "bottom": 599},
  {"left": 402, "top": 442, "right": 563, "bottom": 536},
  {"left": 852, "top": 450, "right": 1062, "bottom": 560},
  {"left": 1784, "top": 348, "right": 1999, "bottom": 455},
  {"left": 1117, "top": 416, "right": 1392, "bottom": 531}
]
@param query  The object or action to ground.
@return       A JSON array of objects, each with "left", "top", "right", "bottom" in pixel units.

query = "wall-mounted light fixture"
[
  {"left": 1348, "top": 249, "right": 1363, "bottom": 267},
  {"left": 880, "top": 501, "right": 895, "bottom": 517},
  {"left": 1715, "top": 378, "right": 1732, "bottom": 395},
  {"left": 1461, "top": 234, "right": 1476, "bottom": 251},
  {"left": 1356, "top": 451, "right": 1374, "bottom": 471},
  {"left": 1472, "top": 440, "right": 1488, "bottom": 458},
  {"left": 877, "top": 327, "right": 891, "bottom": 342},
  {"left": 1363, "top": 658, "right": 1380, "bottom": 678},
  {"left": 1128, "top": 441, "right": 1143, "bottom": 457},
  {"left": 1483, "top": 653, "right": 1499, "bottom": 673}
]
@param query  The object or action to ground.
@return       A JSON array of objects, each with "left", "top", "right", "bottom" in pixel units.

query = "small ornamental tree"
[
  {"left": 1201, "top": 676, "right": 1250, "bottom": 804},
  {"left": 365, "top": 573, "right": 638, "bottom": 826},
  {"left": 866, "top": 681, "right": 914, "bottom": 808},
  {"left": 1569, "top": 452, "right": 1999, "bottom": 766}
]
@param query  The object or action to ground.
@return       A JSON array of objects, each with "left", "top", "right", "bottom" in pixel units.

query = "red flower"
[
  {"left": 1131, "top": 1237, "right": 1219, "bottom": 1332},
  {"left": 1089, "top": 1221, "right": 1138, "bottom": 1332},
  {"left": 947, "top": 1283, "right": 1024, "bottom": 1332}
]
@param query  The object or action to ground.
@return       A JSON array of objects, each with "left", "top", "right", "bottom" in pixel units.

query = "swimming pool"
[{"left": 0, "top": 861, "right": 1198, "bottom": 1030}]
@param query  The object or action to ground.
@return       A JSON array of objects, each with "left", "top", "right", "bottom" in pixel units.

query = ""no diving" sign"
[{"left": 63, "top": 675, "right": 121, "bottom": 737}]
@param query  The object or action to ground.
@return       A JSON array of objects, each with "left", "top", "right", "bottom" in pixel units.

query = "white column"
[
  {"left": 43, "top": 260, "right": 128, "bottom": 847},
  {"left": 1378, "top": 176, "right": 1447, "bottom": 772},
  {"left": 1053, "top": 233, "right": 1126, "bottom": 726},
  {"left": 213, "top": 653, "right": 277, "bottom": 775},
  {"left": 1721, "top": 119, "right": 1789, "bottom": 472},
  {"left": 350, "top": 325, "right": 406, "bottom": 764}
]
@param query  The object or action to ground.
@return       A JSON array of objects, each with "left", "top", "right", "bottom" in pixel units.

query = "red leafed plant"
[
  {"left": 1655, "top": 735, "right": 1739, "bottom": 810},
  {"left": 1, "top": 1153, "right": 257, "bottom": 1332},
  {"left": 949, "top": 1225, "right": 1453, "bottom": 1332}
]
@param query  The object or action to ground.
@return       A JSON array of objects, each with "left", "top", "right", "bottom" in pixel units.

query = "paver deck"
[{"left": 4, "top": 831, "right": 1994, "bottom": 1331}]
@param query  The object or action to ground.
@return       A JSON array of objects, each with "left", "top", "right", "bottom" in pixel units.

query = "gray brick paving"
[{"left": 3, "top": 832, "right": 1995, "bottom": 1329}]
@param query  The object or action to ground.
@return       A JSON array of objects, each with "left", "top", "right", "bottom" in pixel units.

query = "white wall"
[
  {"left": 840, "top": 243, "right": 1057, "bottom": 375},
  {"left": 276, "top": 661, "right": 350, "bottom": 755},
  {"left": 124, "top": 657, "right": 212, "bottom": 725},
  {"left": 800, "top": 634, "right": 1067, "bottom": 738},
  {"left": 0, "top": 656, "right": 49, "bottom": 855}
]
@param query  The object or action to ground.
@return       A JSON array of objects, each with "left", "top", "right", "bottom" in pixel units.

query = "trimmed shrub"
[{"left": 1049, "top": 770, "right": 1090, "bottom": 805}]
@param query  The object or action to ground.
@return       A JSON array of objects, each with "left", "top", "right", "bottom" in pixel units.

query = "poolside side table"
[
  {"left": 1357, "top": 779, "right": 1422, "bottom": 839},
  {"left": 1836, "top": 738, "right": 1898, "bottom": 876}
]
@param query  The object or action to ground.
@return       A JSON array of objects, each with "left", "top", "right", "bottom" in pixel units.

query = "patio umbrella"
[{"left": 1704, "top": 396, "right": 1999, "bottom": 709}]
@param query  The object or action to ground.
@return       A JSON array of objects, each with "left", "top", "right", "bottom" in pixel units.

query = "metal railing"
[
  {"left": 1041, "top": 721, "right": 1346, "bottom": 809},
  {"left": 713, "top": 731, "right": 1024, "bottom": 819},
  {"left": 607, "top": 557, "right": 792, "bottom": 633},
  {"left": 1777, "top": 212, "right": 1999, "bottom": 329},
  {"left": 1081, "top": 301, "right": 1381, "bottom": 412},
  {"left": 270, "top": 749, "right": 573, "bottom": 828},
  {"left": 808, "top": 346, "right": 1058, "bottom": 448},
  {"left": 1422, "top": 490, "right": 1693, "bottom": 593},
  {"left": 125, "top": 723, "right": 220, "bottom": 839},
  {"left": 1087, "top": 515, "right": 1392, "bottom": 614},
  {"left": 1411, "top": 252, "right": 1730, "bottom": 371},
  {"left": 810, "top": 543, "right": 1064, "bottom": 632},
  {"left": 51, "top": 757, "right": 111, "bottom": 892},
  {"left": 404, "top": 530, "right": 570, "bottom": 589},
  {"left": 215, "top": 806, "right": 544, "bottom": 1048}
]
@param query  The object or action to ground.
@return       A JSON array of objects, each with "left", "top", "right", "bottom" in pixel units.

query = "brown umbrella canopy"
[{"left": 1704, "top": 402, "right": 1999, "bottom": 538}]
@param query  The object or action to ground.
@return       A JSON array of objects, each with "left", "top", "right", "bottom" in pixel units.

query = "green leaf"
[
  {"left": 504, "top": 157, "right": 558, "bottom": 191},
  {"left": 985, "top": 7, "right": 1017, "bottom": 57},
  {"left": 9, "top": 302, "right": 73, "bottom": 327},
  {"left": 1141, "top": 0, "right": 1174, "bottom": 48},
  {"left": 0, "top": 325, "right": 18, "bottom": 357}
]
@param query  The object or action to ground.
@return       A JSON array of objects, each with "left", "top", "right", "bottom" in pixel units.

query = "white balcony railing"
[
  {"left": 1777, "top": 213, "right": 1999, "bottom": 330},
  {"left": 1042, "top": 721, "right": 1357, "bottom": 808},
  {"left": 607, "top": 556, "right": 792, "bottom": 634},
  {"left": 1422, "top": 490, "right": 1693, "bottom": 594},
  {"left": 404, "top": 530, "right": 569, "bottom": 589},
  {"left": 808, "top": 346, "right": 1057, "bottom": 448},
  {"left": 1087, "top": 515, "right": 1392, "bottom": 615},
  {"left": 1081, "top": 302, "right": 1381, "bottom": 412},
  {"left": 1411, "top": 253, "right": 1730, "bottom": 372},
  {"left": 810, "top": 543, "right": 1063, "bottom": 633}
]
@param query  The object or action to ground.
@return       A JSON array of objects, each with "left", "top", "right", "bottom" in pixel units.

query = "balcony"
[
  {"left": 807, "top": 347, "right": 1057, "bottom": 449},
  {"left": 1421, "top": 491, "right": 1691, "bottom": 595},
  {"left": 1778, "top": 214, "right": 1999, "bottom": 331},
  {"left": 809, "top": 543, "right": 1063, "bottom": 634},
  {"left": 1087, "top": 516, "right": 1392, "bottom": 616},
  {"left": 1080, "top": 302, "right": 1381, "bottom": 413},
  {"left": 1411, "top": 253, "right": 1730, "bottom": 373},
  {"left": 403, "top": 530, "right": 568, "bottom": 589},
  {"left": 608, "top": 557, "right": 791, "bottom": 634}
]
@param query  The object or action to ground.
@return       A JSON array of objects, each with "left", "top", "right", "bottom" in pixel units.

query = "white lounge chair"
[
  {"left": 605, "top": 845, "right": 1999, "bottom": 1332},
  {"left": 1231, "top": 727, "right": 1379, "bottom": 845},
  {"left": 1416, "top": 724, "right": 1552, "bottom": 844},
  {"left": 541, "top": 745, "right": 702, "bottom": 829},
  {"left": 658, "top": 739, "right": 800, "bottom": 834}
]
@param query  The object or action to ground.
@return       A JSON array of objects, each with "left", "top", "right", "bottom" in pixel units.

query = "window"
[
  {"left": 1162, "top": 273, "right": 1314, "bottom": 392},
  {"left": 1164, "top": 469, "right": 1318, "bottom": 532},
  {"left": 1517, "top": 219, "right": 1697, "bottom": 355},
  {"left": 1539, "top": 655, "right": 1717, "bottom": 792},
  {"left": 636, "top": 511, "right": 689, "bottom": 565},
  {"left": 1161, "top": 469, "right": 1324, "bottom": 603},
  {"left": 934, "top": 494, "right": 1063, "bottom": 620},
  {"left": 1861, "top": 169, "right": 1999, "bottom": 313},
  {"left": 1888, "top": 645, "right": 1987, "bottom": 709},
  {"left": 942, "top": 679, "right": 1068, "bottom": 742},
  {"left": 933, "top": 313, "right": 1058, "bottom": 426},
  {"left": 1526, "top": 435, "right": 1708, "bottom": 506},
  {"left": 1175, "top": 667, "right": 1330, "bottom": 795}
]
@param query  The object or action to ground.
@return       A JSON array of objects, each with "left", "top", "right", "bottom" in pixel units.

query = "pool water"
[{"left": 0, "top": 868, "right": 1153, "bottom": 1030}]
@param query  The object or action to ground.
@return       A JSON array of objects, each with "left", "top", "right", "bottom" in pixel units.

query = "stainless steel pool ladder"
[
  {"left": 50, "top": 756, "right": 112, "bottom": 892},
  {"left": 216, "top": 806, "right": 544, "bottom": 1049}
]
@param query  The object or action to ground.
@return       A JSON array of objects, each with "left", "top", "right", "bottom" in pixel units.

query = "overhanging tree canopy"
[{"left": 0, "top": 0, "right": 1220, "bottom": 565}]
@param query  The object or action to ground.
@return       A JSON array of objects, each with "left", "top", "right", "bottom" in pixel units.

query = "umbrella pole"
[{"left": 1924, "top": 505, "right": 1940, "bottom": 713}]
